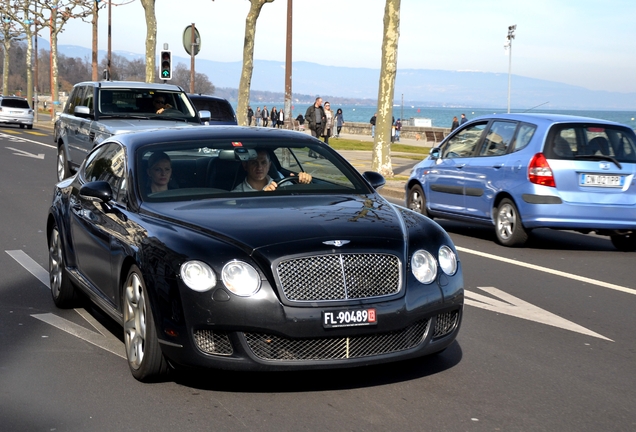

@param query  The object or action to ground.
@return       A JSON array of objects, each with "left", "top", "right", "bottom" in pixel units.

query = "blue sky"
[{"left": 58, "top": 0, "right": 636, "bottom": 93}]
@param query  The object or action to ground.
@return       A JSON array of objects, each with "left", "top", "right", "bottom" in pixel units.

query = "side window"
[
  {"left": 83, "top": 143, "right": 127, "bottom": 203},
  {"left": 479, "top": 121, "right": 517, "bottom": 156},
  {"left": 66, "top": 86, "right": 85, "bottom": 115},
  {"left": 441, "top": 123, "right": 487, "bottom": 158},
  {"left": 546, "top": 128, "right": 577, "bottom": 159},
  {"left": 511, "top": 124, "right": 536, "bottom": 152},
  {"left": 81, "top": 86, "right": 94, "bottom": 115}
]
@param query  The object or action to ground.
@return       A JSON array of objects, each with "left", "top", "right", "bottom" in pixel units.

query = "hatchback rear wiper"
[{"left": 574, "top": 154, "right": 622, "bottom": 170}]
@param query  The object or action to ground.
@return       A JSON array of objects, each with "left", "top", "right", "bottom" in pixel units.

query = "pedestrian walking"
[
  {"left": 322, "top": 101, "right": 334, "bottom": 145},
  {"left": 261, "top": 105, "right": 269, "bottom": 127},
  {"left": 270, "top": 107, "right": 278, "bottom": 128},
  {"left": 451, "top": 116, "right": 459, "bottom": 131},
  {"left": 247, "top": 106, "right": 254, "bottom": 126},
  {"left": 460, "top": 113, "right": 468, "bottom": 124},
  {"left": 335, "top": 108, "right": 344, "bottom": 137},
  {"left": 255, "top": 107, "right": 262, "bottom": 126},
  {"left": 370, "top": 113, "right": 377, "bottom": 137},
  {"left": 395, "top": 118, "right": 402, "bottom": 142},
  {"left": 304, "top": 97, "right": 326, "bottom": 157},
  {"left": 278, "top": 109, "right": 284, "bottom": 128}
]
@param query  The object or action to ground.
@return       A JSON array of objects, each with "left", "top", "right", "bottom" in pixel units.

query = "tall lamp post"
[{"left": 505, "top": 24, "right": 516, "bottom": 113}]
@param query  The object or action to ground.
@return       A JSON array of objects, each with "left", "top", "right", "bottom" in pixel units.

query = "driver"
[
  {"left": 233, "top": 150, "right": 312, "bottom": 192},
  {"left": 153, "top": 94, "right": 173, "bottom": 114}
]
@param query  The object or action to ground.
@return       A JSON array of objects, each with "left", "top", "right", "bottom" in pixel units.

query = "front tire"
[
  {"left": 407, "top": 184, "right": 431, "bottom": 218},
  {"left": 495, "top": 198, "right": 528, "bottom": 247},
  {"left": 610, "top": 233, "right": 636, "bottom": 252},
  {"left": 48, "top": 224, "right": 77, "bottom": 308},
  {"left": 57, "top": 146, "right": 69, "bottom": 182},
  {"left": 123, "top": 265, "right": 169, "bottom": 382}
]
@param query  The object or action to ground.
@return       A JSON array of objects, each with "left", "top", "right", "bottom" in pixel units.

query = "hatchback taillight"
[{"left": 528, "top": 153, "right": 555, "bottom": 187}]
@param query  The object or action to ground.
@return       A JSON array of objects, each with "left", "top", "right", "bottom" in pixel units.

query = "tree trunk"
[
  {"left": 51, "top": 27, "right": 60, "bottom": 105},
  {"left": 2, "top": 39, "right": 10, "bottom": 95},
  {"left": 25, "top": 28, "right": 33, "bottom": 107},
  {"left": 140, "top": 0, "right": 157, "bottom": 83},
  {"left": 236, "top": 0, "right": 274, "bottom": 126},
  {"left": 91, "top": 0, "right": 98, "bottom": 81},
  {"left": 372, "top": 0, "right": 401, "bottom": 178}
]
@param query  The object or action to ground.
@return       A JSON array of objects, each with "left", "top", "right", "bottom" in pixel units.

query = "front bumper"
[{"left": 155, "top": 269, "right": 464, "bottom": 371}]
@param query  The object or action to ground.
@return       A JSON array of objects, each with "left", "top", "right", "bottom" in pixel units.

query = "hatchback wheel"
[
  {"left": 57, "top": 146, "right": 69, "bottom": 181},
  {"left": 27, "top": 124, "right": 33, "bottom": 130},
  {"left": 123, "top": 265, "right": 169, "bottom": 382},
  {"left": 407, "top": 185, "right": 431, "bottom": 218},
  {"left": 610, "top": 233, "right": 636, "bottom": 252},
  {"left": 48, "top": 224, "right": 77, "bottom": 308},
  {"left": 495, "top": 198, "right": 528, "bottom": 247}
]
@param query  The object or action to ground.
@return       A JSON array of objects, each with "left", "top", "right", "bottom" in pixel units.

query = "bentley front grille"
[
  {"left": 276, "top": 253, "right": 401, "bottom": 302},
  {"left": 244, "top": 320, "right": 429, "bottom": 361},
  {"left": 432, "top": 311, "right": 459, "bottom": 340},
  {"left": 193, "top": 330, "right": 233, "bottom": 356}
]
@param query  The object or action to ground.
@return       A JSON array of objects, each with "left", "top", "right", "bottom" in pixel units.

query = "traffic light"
[{"left": 160, "top": 50, "right": 172, "bottom": 80}]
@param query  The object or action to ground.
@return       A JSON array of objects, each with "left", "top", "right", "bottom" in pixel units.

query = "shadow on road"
[{"left": 171, "top": 341, "right": 463, "bottom": 392}]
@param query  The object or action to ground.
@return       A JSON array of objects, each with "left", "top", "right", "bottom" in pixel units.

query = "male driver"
[
  {"left": 153, "top": 94, "right": 172, "bottom": 114},
  {"left": 233, "top": 150, "right": 312, "bottom": 192}
]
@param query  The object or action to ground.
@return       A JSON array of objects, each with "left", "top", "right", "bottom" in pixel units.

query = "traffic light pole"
[{"left": 190, "top": 23, "right": 196, "bottom": 93}]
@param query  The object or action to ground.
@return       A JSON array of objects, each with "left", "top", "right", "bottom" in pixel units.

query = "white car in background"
[{"left": 0, "top": 96, "right": 34, "bottom": 129}]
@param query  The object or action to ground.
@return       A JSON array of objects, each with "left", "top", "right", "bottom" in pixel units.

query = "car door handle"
[
  {"left": 455, "top": 164, "right": 466, "bottom": 169},
  {"left": 493, "top": 164, "right": 504, "bottom": 169}
]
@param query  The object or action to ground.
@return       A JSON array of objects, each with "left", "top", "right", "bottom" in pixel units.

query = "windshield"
[
  {"left": 137, "top": 139, "right": 371, "bottom": 202},
  {"left": 98, "top": 88, "right": 198, "bottom": 121}
]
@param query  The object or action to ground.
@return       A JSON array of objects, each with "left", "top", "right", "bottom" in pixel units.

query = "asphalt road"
[{"left": 1, "top": 125, "right": 635, "bottom": 431}]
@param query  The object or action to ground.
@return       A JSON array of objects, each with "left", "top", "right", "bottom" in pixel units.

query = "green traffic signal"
[{"left": 160, "top": 50, "right": 172, "bottom": 80}]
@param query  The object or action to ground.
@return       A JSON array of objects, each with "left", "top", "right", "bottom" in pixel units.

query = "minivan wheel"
[
  {"left": 610, "top": 233, "right": 636, "bottom": 252},
  {"left": 57, "top": 146, "right": 69, "bottom": 181},
  {"left": 495, "top": 198, "right": 528, "bottom": 247},
  {"left": 407, "top": 185, "right": 431, "bottom": 218}
]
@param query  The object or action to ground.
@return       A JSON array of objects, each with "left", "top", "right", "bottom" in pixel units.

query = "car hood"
[
  {"left": 144, "top": 194, "right": 409, "bottom": 254},
  {"left": 94, "top": 118, "right": 198, "bottom": 136}
]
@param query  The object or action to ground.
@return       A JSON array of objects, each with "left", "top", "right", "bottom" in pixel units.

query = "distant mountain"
[{"left": 56, "top": 43, "right": 636, "bottom": 110}]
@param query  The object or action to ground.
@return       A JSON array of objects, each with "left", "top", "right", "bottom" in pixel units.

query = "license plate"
[
  {"left": 579, "top": 173, "right": 624, "bottom": 188},
  {"left": 322, "top": 308, "right": 377, "bottom": 328},
  {"left": 10, "top": 111, "right": 21, "bottom": 114}
]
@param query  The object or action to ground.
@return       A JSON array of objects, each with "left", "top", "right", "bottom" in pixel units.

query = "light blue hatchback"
[{"left": 406, "top": 113, "right": 636, "bottom": 251}]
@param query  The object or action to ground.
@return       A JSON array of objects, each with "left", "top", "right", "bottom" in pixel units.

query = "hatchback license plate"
[
  {"left": 323, "top": 308, "right": 377, "bottom": 328},
  {"left": 580, "top": 174, "right": 624, "bottom": 187}
]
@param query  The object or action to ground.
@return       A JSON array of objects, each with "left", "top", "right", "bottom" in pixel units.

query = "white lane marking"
[
  {"left": 466, "top": 286, "right": 612, "bottom": 341},
  {"left": 0, "top": 131, "right": 56, "bottom": 149},
  {"left": 5, "top": 146, "right": 45, "bottom": 159},
  {"left": 31, "top": 312, "right": 125, "bottom": 359},
  {"left": 6, "top": 250, "right": 50, "bottom": 288},
  {"left": 456, "top": 246, "right": 636, "bottom": 296}
]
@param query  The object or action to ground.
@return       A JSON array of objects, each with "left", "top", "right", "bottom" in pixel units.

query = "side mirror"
[
  {"left": 362, "top": 171, "right": 386, "bottom": 190},
  {"left": 430, "top": 147, "right": 441, "bottom": 160},
  {"left": 79, "top": 181, "right": 113, "bottom": 203},
  {"left": 74, "top": 105, "right": 90, "bottom": 118},
  {"left": 198, "top": 109, "right": 211, "bottom": 122}
]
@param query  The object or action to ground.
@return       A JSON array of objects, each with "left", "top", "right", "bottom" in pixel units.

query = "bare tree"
[
  {"left": 0, "top": 0, "right": 24, "bottom": 95},
  {"left": 372, "top": 0, "right": 400, "bottom": 177},
  {"left": 0, "top": 0, "right": 36, "bottom": 105},
  {"left": 236, "top": 0, "right": 274, "bottom": 126},
  {"left": 140, "top": 0, "right": 156, "bottom": 83},
  {"left": 172, "top": 62, "right": 215, "bottom": 95}
]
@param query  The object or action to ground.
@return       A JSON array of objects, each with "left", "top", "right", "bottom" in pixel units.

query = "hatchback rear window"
[
  {"left": 545, "top": 124, "right": 636, "bottom": 163},
  {"left": 1, "top": 99, "right": 30, "bottom": 109}
]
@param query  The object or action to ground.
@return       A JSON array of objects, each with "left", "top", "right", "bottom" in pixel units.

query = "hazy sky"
[{"left": 57, "top": 0, "right": 636, "bottom": 93}]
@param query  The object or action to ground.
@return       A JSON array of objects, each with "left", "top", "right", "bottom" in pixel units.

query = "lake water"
[{"left": 248, "top": 104, "right": 636, "bottom": 128}]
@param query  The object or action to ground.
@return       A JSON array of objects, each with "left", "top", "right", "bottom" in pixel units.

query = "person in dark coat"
[
  {"left": 247, "top": 106, "right": 254, "bottom": 126},
  {"left": 451, "top": 116, "right": 460, "bottom": 131}
]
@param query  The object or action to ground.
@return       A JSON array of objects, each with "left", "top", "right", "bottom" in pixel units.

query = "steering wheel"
[{"left": 276, "top": 176, "right": 300, "bottom": 187}]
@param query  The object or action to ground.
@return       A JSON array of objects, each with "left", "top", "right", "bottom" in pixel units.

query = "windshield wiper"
[
  {"left": 98, "top": 114, "right": 152, "bottom": 120},
  {"left": 574, "top": 154, "right": 622, "bottom": 169}
]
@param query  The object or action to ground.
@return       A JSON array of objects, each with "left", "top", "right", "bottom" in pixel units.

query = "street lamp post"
[{"left": 505, "top": 24, "right": 516, "bottom": 114}]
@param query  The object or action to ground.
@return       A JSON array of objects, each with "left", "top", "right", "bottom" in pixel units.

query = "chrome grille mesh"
[
  {"left": 193, "top": 330, "right": 233, "bottom": 356},
  {"left": 432, "top": 311, "right": 459, "bottom": 339},
  {"left": 244, "top": 320, "right": 429, "bottom": 361},
  {"left": 276, "top": 253, "right": 401, "bottom": 302}
]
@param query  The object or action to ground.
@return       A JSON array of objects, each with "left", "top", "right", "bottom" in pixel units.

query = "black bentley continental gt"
[{"left": 47, "top": 126, "right": 464, "bottom": 382}]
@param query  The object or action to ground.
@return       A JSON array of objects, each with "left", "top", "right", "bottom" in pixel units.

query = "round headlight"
[
  {"left": 222, "top": 260, "right": 261, "bottom": 297},
  {"left": 180, "top": 260, "right": 217, "bottom": 292},
  {"left": 438, "top": 245, "right": 458, "bottom": 276},
  {"left": 411, "top": 250, "right": 437, "bottom": 284}
]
